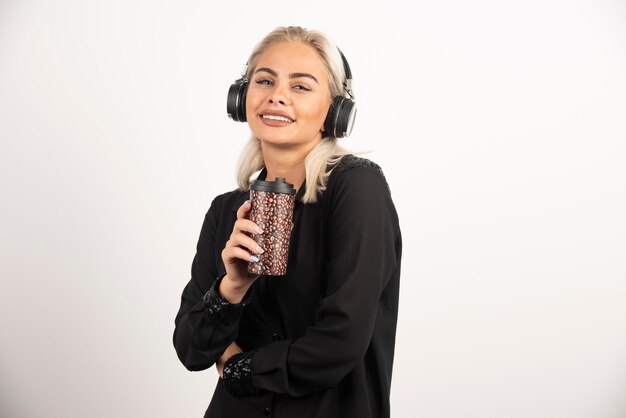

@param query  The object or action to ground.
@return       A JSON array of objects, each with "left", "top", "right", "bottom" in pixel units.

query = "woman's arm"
[
  {"left": 222, "top": 165, "right": 401, "bottom": 397},
  {"left": 172, "top": 197, "right": 253, "bottom": 371}
]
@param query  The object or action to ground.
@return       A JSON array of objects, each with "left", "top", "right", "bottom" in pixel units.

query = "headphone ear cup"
[
  {"left": 336, "top": 98, "right": 356, "bottom": 138},
  {"left": 227, "top": 80, "right": 248, "bottom": 122},
  {"left": 323, "top": 97, "right": 339, "bottom": 137},
  {"left": 324, "top": 96, "right": 357, "bottom": 138}
]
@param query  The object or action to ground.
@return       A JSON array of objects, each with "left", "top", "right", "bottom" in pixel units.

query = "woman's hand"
[
  {"left": 220, "top": 200, "right": 264, "bottom": 303},
  {"left": 216, "top": 341, "right": 243, "bottom": 378}
]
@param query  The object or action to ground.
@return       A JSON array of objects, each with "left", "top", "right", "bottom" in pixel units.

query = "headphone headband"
[{"left": 337, "top": 48, "right": 353, "bottom": 98}]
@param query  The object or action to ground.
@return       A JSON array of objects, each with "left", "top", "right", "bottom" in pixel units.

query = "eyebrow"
[{"left": 254, "top": 67, "right": 319, "bottom": 84}]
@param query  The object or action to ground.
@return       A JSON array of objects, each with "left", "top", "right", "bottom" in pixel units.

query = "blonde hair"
[{"left": 235, "top": 26, "right": 363, "bottom": 204}]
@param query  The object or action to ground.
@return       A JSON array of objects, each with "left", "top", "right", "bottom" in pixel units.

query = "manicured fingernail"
[
  {"left": 254, "top": 226, "right": 263, "bottom": 234},
  {"left": 250, "top": 255, "right": 259, "bottom": 262},
  {"left": 255, "top": 246, "right": 264, "bottom": 254},
  {"left": 241, "top": 199, "right": 251, "bottom": 206}
]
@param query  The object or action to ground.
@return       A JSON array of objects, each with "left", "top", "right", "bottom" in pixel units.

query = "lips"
[{"left": 259, "top": 110, "right": 295, "bottom": 123}]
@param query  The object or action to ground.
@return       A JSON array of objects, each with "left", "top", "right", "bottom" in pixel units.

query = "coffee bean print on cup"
[{"left": 247, "top": 178, "right": 296, "bottom": 276}]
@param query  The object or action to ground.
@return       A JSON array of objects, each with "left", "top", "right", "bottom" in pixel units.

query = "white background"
[{"left": 1, "top": 1, "right": 625, "bottom": 417}]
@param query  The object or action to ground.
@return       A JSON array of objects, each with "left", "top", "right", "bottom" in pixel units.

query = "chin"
[
  {"left": 258, "top": 136, "right": 294, "bottom": 146},
  {"left": 253, "top": 129, "right": 292, "bottom": 144}
]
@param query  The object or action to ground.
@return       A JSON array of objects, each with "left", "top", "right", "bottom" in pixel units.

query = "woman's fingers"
[
  {"left": 230, "top": 231, "right": 264, "bottom": 255},
  {"left": 234, "top": 218, "right": 264, "bottom": 236},
  {"left": 222, "top": 244, "right": 259, "bottom": 263},
  {"left": 231, "top": 200, "right": 264, "bottom": 255},
  {"left": 231, "top": 232, "right": 265, "bottom": 254},
  {"left": 236, "top": 200, "right": 264, "bottom": 230},
  {"left": 220, "top": 199, "right": 265, "bottom": 281},
  {"left": 236, "top": 200, "right": 253, "bottom": 220}
]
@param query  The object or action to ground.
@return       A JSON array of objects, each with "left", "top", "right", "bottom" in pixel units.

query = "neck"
[{"left": 260, "top": 139, "right": 322, "bottom": 192}]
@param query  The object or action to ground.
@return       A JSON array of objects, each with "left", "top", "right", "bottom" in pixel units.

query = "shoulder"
[
  {"left": 323, "top": 154, "right": 400, "bottom": 231},
  {"left": 327, "top": 154, "right": 391, "bottom": 196},
  {"left": 331, "top": 154, "right": 386, "bottom": 177}
]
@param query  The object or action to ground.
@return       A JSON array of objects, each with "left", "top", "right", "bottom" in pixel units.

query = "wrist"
[
  {"left": 224, "top": 341, "right": 243, "bottom": 359},
  {"left": 201, "top": 274, "right": 254, "bottom": 325},
  {"left": 219, "top": 274, "right": 252, "bottom": 304}
]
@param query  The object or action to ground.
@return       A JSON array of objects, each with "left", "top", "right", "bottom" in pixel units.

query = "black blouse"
[{"left": 173, "top": 155, "right": 402, "bottom": 418}]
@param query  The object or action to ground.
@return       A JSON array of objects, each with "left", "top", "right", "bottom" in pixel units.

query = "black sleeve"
[
  {"left": 225, "top": 165, "right": 399, "bottom": 396},
  {"left": 173, "top": 197, "right": 253, "bottom": 371}
]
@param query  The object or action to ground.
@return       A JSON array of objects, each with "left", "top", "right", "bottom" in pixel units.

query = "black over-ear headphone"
[{"left": 226, "top": 47, "right": 357, "bottom": 138}]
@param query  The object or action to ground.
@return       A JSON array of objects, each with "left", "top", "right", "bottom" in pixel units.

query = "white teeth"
[{"left": 262, "top": 114, "right": 293, "bottom": 122}]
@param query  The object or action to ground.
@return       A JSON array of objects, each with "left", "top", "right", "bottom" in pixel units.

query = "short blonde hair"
[{"left": 235, "top": 26, "right": 359, "bottom": 204}]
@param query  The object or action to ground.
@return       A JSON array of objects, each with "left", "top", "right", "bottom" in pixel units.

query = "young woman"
[{"left": 173, "top": 26, "right": 402, "bottom": 418}]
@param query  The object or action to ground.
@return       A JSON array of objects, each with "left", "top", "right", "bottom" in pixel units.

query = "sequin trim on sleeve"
[
  {"left": 222, "top": 351, "right": 263, "bottom": 397},
  {"left": 201, "top": 273, "right": 254, "bottom": 326}
]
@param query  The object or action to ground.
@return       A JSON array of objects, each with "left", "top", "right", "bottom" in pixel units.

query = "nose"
[{"left": 268, "top": 83, "right": 291, "bottom": 105}]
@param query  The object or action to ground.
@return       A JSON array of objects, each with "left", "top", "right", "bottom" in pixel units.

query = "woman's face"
[{"left": 246, "top": 42, "right": 332, "bottom": 149}]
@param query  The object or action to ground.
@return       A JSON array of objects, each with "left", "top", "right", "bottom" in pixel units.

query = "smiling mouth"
[{"left": 260, "top": 114, "right": 294, "bottom": 123}]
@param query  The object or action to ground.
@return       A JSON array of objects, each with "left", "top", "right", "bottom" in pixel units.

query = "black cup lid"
[{"left": 250, "top": 177, "right": 296, "bottom": 194}]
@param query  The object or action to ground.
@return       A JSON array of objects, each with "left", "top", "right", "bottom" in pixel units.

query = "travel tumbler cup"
[{"left": 247, "top": 177, "right": 296, "bottom": 276}]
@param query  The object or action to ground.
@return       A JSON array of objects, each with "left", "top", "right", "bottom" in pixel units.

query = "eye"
[
  {"left": 293, "top": 84, "right": 311, "bottom": 91},
  {"left": 255, "top": 79, "right": 273, "bottom": 86}
]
